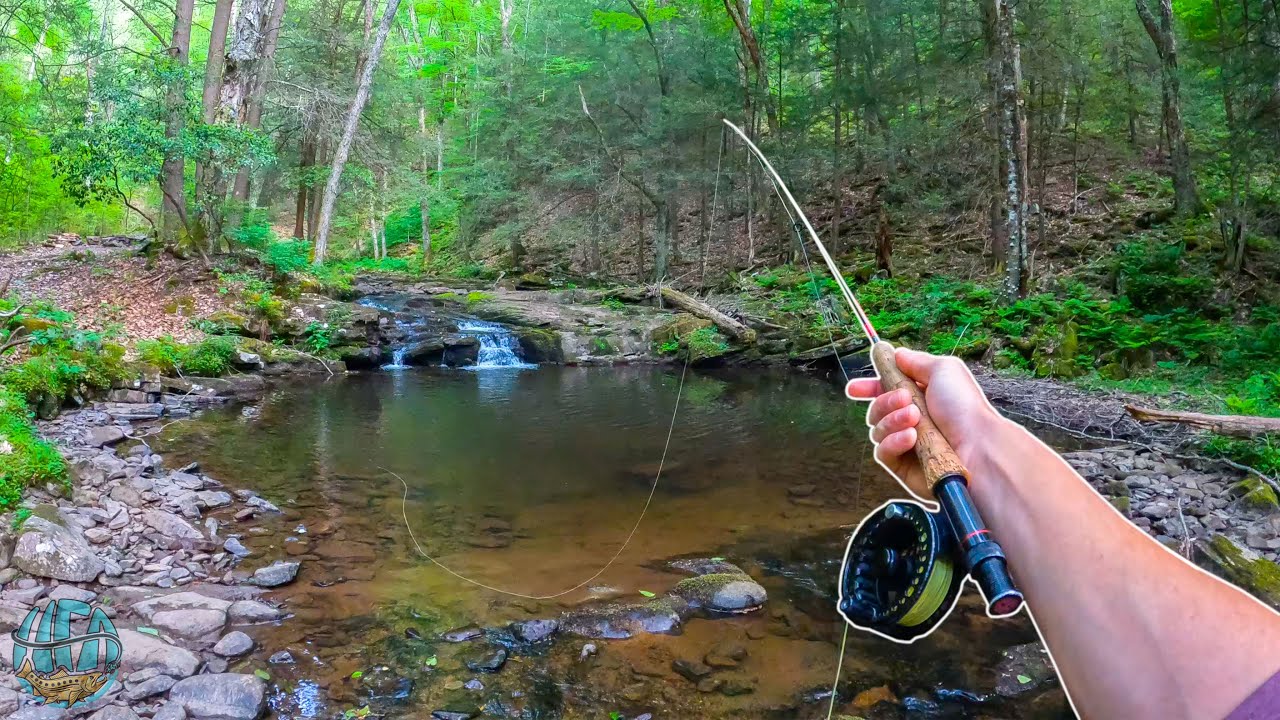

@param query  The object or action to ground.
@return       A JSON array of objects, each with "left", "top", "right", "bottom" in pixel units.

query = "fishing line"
[
  {"left": 386, "top": 354, "right": 691, "bottom": 600},
  {"left": 826, "top": 623, "right": 850, "bottom": 720}
]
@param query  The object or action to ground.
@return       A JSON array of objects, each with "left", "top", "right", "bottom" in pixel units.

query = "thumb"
[{"left": 893, "top": 347, "right": 952, "bottom": 386}]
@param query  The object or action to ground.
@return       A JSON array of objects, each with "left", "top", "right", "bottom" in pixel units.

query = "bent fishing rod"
[{"left": 723, "top": 119, "right": 1023, "bottom": 642}]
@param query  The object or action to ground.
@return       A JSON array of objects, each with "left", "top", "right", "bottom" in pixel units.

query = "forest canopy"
[{"left": 0, "top": 0, "right": 1276, "bottom": 299}]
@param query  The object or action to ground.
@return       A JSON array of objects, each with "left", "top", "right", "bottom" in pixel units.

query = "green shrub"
[
  {"left": 0, "top": 388, "right": 66, "bottom": 509},
  {"left": 302, "top": 321, "right": 334, "bottom": 354},
  {"left": 136, "top": 337, "right": 184, "bottom": 374},
  {"left": 181, "top": 336, "right": 237, "bottom": 376}
]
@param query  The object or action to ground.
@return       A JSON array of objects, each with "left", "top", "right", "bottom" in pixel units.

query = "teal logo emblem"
[{"left": 10, "top": 599, "right": 122, "bottom": 707}]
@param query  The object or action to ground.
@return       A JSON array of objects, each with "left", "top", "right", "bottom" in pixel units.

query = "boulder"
[
  {"left": 1198, "top": 534, "right": 1280, "bottom": 608},
  {"left": 11, "top": 512, "right": 105, "bottom": 582},
  {"left": 168, "top": 674, "right": 267, "bottom": 720},
  {"left": 141, "top": 510, "right": 203, "bottom": 540},
  {"left": 249, "top": 560, "right": 299, "bottom": 588},
  {"left": 47, "top": 585, "right": 97, "bottom": 603},
  {"left": 442, "top": 336, "right": 479, "bottom": 367},
  {"left": 107, "top": 389, "right": 151, "bottom": 404},
  {"left": 401, "top": 336, "right": 446, "bottom": 365},
  {"left": 150, "top": 608, "right": 227, "bottom": 640},
  {"left": 227, "top": 600, "right": 282, "bottom": 624},
  {"left": 85, "top": 426, "right": 127, "bottom": 448},
  {"left": 160, "top": 376, "right": 266, "bottom": 401},
  {"left": 274, "top": 295, "right": 382, "bottom": 345},
  {"left": 516, "top": 329, "right": 564, "bottom": 364},
  {"left": 132, "top": 591, "right": 232, "bottom": 621},
  {"left": 124, "top": 674, "right": 178, "bottom": 701},
  {"left": 671, "top": 573, "right": 767, "bottom": 613},
  {"left": 212, "top": 630, "right": 254, "bottom": 657}
]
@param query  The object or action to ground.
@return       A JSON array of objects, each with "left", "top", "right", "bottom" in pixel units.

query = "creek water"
[{"left": 154, "top": 367, "right": 1068, "bottom": 719}]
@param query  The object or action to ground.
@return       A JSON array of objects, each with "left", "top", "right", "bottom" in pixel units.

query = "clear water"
[
  {"left": 155, "top": 368, "right": 1061, "bottom": 719},
  {"left": 456, "top": 319, "right": 537, "bottom": 369},
  {"left": 382, "top": 345, "right": 409, "bottom": 371}
]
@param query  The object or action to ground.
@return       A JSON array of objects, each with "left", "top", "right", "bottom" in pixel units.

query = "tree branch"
[
  {"left": 578, "top": 85, "right": 662, "bottom": 209},
  {"left": 119, "top": 0, "right": 170, "bottom": 47}
]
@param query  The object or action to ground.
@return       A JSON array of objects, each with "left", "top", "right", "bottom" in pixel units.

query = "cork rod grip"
[{"left": 870, "top": 341, "right": 970, "bottom": 491}]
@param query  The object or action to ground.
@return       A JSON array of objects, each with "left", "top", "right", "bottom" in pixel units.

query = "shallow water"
[{"left": 156, "top": 367, "right": 1069, "bottom": 719}]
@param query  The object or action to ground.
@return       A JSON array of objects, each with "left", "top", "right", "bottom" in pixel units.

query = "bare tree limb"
[{"left": 119, "top": 0, "right": 170, "bottom": 47}]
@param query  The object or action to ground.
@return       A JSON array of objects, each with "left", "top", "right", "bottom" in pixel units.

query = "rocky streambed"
[{"left": 2, "top": 282, "right": 1278, "bottom": 720}]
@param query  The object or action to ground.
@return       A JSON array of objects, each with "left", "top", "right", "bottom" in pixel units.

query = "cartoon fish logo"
[
  {"left": 10, "top": 599, "right": 122, "bottom": 708},
  {"left": 14, "top": 656, "right": 112, "bottom": 706}
]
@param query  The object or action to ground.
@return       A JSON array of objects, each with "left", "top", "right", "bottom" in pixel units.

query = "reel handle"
[{"left": 869, "top": 341, "right": 1024, "bottom": 617}]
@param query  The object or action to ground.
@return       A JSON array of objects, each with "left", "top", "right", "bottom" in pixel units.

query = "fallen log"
[
  {"left": 789, "top": 336, "right": 868, "bottom": 363},
  {"left": 1125, "top": 405, "right": 1280, "bottom": 439},
  {"left": 656, "top": 286, "right": 757, "bottom": 345}
]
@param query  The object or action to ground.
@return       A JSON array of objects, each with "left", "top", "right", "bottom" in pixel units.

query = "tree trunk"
[
  {"left": 161, "top": 0, "right": 196, "bottom": 246},
  {"left": 723, "top": 0, "right": 779, "bottom": 136},
  {"left": 418, "top": 107, "right": 432, "bottom": 262},
  {"left": 1135, "top": 0, "right": 1200, "bottom": 216},
  {"left": 988, "top": 0, "right": 1030, "bottom": 302},
  {"left": 233, "top": 0, "right": 288, "bottom": 202},
  {"left": 313, "top": 0, "right": 403, "bottom": 264},
  {"left": 294, "top": 130, "right": 315, "bottom": 239},
  {"left": 201, "top": 0, "right": 236, "bottom": 123},
  {"left": 829, "top": 0, "right": 845, "bottom": 254}
]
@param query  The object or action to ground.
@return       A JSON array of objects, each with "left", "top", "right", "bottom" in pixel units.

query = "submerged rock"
[
  {"left": 560, "top": 596, "right": 685, "bottom": 639},
  {"left": 510, "top": 618, "right": 559, "bottom": 643},
  {"left": 442, "top": 625, "right": 483, "bottom": 643},
  {"left": 464, "top": 645, "right": 508, "bottom": 673},
  {"left": 993, "top": 642, "right": 1056, "bottom": 698}
]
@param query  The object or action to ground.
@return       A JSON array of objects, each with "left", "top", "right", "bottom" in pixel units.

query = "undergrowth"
[{"left": 135, "top": 336, "right": 238, "bottom": 376}]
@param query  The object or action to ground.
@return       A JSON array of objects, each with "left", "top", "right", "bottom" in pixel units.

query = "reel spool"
[{"left": 837, "top": 501, "right": 966, "bottom": 642}]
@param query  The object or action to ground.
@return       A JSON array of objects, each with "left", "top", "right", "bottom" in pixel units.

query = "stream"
[{"left": 153, "top": 365, "right": 1069, "bottom": 719}]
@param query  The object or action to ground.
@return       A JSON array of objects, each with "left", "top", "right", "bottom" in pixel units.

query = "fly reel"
[{"left": 837, "top": 501, "right": 966, "bottom": 642}]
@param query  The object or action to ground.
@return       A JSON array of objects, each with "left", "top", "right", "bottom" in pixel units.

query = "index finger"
[{"left": 844, "top": 378, "right": 883, "bottom": 401}]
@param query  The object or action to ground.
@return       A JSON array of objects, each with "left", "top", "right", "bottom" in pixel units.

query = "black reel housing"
[{"left": 837, "top": 501, "right": 966, "bottom": 642}]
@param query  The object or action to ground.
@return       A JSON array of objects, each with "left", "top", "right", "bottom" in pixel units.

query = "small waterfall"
[
  {"left": 382, "top": 345, "right": 409, "bottom": 370},
  {"left": 457, "top": 320, "right": 536, "bottom": 369}
]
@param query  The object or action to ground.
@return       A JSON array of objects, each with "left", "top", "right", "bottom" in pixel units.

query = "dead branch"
[
  {"left": 1126, "top": 405, "right": 1280, "bottom": 439},
  {"left": 654, "top": 285, "right": 756, "bottom": 344}
]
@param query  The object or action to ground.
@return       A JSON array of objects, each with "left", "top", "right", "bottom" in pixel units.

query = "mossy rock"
[
  {"left": 588, "top": 336, "right": 616, "bottom": 356},
  {"left": 206, "top": 310, "right": 255, "bottom": 337},
  {"left": 1031, "top": 321, "right": 1083, "bottom": 378},
  {"left": 670, "top": 573, "right": 767, "bottom": 613},
  {"left": 515, "top": 273, "right": 551, "bottom": 289},
  {"left": 1097, "top": 362, "right": 1128, "bottom": 381},
  {"left": 651, "top": 315, "right": 712, "bottom": 347},
  {"left": 1234, "top": 477, "right": 1279, "bottom": 510},
  {"left": 18, "top": 317, "right": 57, "bottom": 333},
  {"left": 1109, "top": 496, "right": 1131, "bottom": 513},
  {"left": 1197, "top": 534, "right": 1280, "bottom": 608},
  {"left": 516, "top": 329, "right": 564, "bottom": 364}
]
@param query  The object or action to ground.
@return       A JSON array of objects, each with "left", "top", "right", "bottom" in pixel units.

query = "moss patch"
[
  {"left": 1234, "top": 477, "right": 1279, "bottom": 510},
  {"left": 1199, "top": 534, "right": 1280, "bottom": 608}
]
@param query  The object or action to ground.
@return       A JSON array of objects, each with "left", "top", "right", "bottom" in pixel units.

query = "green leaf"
[
  {"left": 254, "top": 669, "right": 271, "bottom": 681},
  {"left": 425, "top": 655, "right": 438, "bottom": 667},
  {"left": 638, "top": 590, "right": 656, "bottom": 598},
  {"left": 351, "top": 670, "right": 363, "bottom": 679},
  {"left": 710, "top": 556, "right": 725, "bottom": 562},
  {"left": 1016, "top": 674, "right": 1032, "bottom": 684},
  {"left": 136, "top": 627, "right": 159, "bottom": 636}
]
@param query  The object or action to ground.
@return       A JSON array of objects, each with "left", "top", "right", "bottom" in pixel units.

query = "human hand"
[{"left": 845, "top": 347, "right": 1002, "bottom": 502}]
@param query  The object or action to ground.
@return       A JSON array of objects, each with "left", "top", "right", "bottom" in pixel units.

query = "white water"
[
  {"left": 382, "top": 346, "right": 409, "bottom": 371},
  {"left": 457, "top": 319, "right": 536, "bottom": 369}
]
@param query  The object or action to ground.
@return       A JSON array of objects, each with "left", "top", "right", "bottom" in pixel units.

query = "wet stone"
[
  {"left": 672, "top": 658, "right": 713, "bottom": 682},
  {"left": 464, "top": 645, "right": 508, "bottom": 673},
  {"left": 510, "top": 618, "right": 559, "bottom": 643},
  {"left": 269, "top": 650, "right": 295, "bottom": 664},
  {"left": 442, "top": 626, "right": 483, "bottom": 643}
]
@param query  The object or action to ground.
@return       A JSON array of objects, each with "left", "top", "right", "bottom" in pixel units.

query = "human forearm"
[{"left": 968, "top": 414, "right": 1280, "bottom": 719}]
